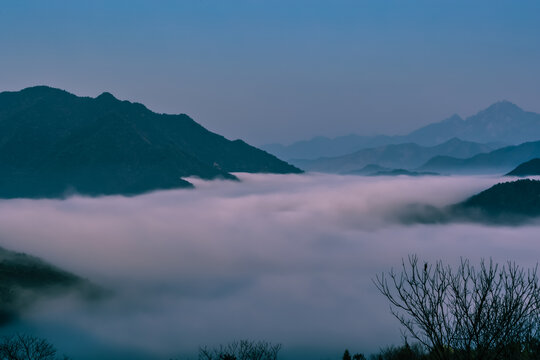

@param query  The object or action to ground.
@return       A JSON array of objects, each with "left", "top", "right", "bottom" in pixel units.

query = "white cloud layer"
[{"left": 0, "top": 173, "right": 539, "bottom": 359}]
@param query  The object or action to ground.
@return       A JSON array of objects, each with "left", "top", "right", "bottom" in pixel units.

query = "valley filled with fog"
[{"left": 0, "top": 173, "right": 539, "bottom": 360}]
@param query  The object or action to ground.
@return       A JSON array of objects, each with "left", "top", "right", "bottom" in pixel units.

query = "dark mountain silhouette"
[
  {"left": 291, "top": 138, "right": 497, "bottom": 173},
  {"left": 262, "top": 100, "right": 537, "bottom": 160},
  {"left": 0, "top": 86, "right": 301, "bottom": 198},
  {"left": 420, "top": 140, "right": 540, "bottom": 174},
  {"left": 0, "top": 246, "right": 97, "bottom": 325},
  {"left": 397, "top": 179, "right": 540, "bottom": 225},
  {"left": 453, "top": 179, "right": 540, "bottom": 221},
  {"left": 506, "top": 158, "right": 540, "bottom": 177}
]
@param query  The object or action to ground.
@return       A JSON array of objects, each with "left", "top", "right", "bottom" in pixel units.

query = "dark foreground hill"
[
  {"left": 455, "top": 179, "right": 540, "bottom": 218},
  {"left": 0, "top": 86, "right": 301, "bottom": 198},
  {"left": 0, "top": 246, "right": 97, "bottom": 325},
  {"left": 397, "top": 179, "right": 540, "bottom": 225},
  {"left": 506, "top": 158, "right": 540, "bottom": 177}
]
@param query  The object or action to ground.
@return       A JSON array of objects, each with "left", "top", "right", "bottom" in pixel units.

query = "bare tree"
[
  {"left": 0, "top": 334, "right": 58, "bottom": 360},
  {"left": 199, "top": 340, "right": 281, "bottom": 360},
  {"left": 374, "top": 255, "right": 540, "bottom": 360}
]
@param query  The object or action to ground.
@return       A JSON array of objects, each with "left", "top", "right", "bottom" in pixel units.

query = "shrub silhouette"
[
  {"left": 369, "top": 343, "right": 426, "bottom": 360},
  {"left": 198, "top": 340, "right": 281, "bottom": 360}
]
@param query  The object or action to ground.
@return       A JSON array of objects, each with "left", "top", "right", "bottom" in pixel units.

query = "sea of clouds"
[{"left": 0, "top": 173, "right": 539, "bottom": 360}]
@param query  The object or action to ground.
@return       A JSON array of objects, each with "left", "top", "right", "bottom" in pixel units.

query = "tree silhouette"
[
  {"left": 374, "top": 255, "right": 540, "bottom": 360},
  {"left": 198, "top": 340, "right": 281, "bottom": 360},
  {"left": 0, "top": 334, "right": 59, "bottom": 360}
]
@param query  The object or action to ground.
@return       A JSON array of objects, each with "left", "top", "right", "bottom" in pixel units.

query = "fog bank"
[{"left": 0, "top": 174, "right": 539, "bottom": 359}]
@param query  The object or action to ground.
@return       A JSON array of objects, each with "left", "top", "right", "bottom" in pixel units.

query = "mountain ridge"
[
  {"left": 0, "top": 245, "right": 98, "bottom": 325},
  {"left": 506, "top": 158, "right": 540, "bottom": 177},
  {"left": 290, "top": 137, "right": 499, "bottom": 173},
  {"left": 452, "top": 179, "right": 540, "bottom": 222},
  {"left": 419, "top": 140, "right": 540, "bottom": 174},
  {"left": 262, "top": 100, "right": 537, "bottom": 160},
  {"left": 0, "top": 86, "right": 301, "bottom": 198}
]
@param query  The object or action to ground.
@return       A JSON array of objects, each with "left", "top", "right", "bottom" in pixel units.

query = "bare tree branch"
[{"left": 374, "top": 256, "right": 540, "bottom": 360}]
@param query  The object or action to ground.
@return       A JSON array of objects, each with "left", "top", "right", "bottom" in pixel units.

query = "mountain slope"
[
  {"left": 452, "top": 179, "right": 540, "bottom": 221},
  {"left": 398, "top": 179, "right": 540, "bottom": 225},
  {"left": 263, "top": 100, "right": 537, "bottom": 160},
  {"left": 506, "top": 158, "right": 540, "bottom": 177},
  {"left": 0, "top": 86, "right": 301, "bottom": 198},
  {"left": 420, "top": 141, "right": 540, "bottom": 174},
  {"left": 291, "top": 138, "right": 497, "bottom": 173},
  {"left": 0, "top": 246, "right": 96, "bottom": 324}
]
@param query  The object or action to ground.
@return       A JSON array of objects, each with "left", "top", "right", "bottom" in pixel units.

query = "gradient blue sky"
[{"left": 1, "top": 0, "right": 539, "bottom": 145}]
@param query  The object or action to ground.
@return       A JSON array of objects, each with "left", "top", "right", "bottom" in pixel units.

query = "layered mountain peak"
[
  {"left": 407, "top": 101, "right": 540, "bottom": 145},
  {"left": 477, "top": 100, "right": 523, "bottom": 117},
  {"left": 262, "top": 100, "right": 540, "bottom": 160}
]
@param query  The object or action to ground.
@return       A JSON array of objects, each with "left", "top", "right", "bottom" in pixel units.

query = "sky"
[
  {"left": 2, "top": 174, "right": 540, "bottom": 359},
  {"left": 1, "top": 1, "right": 540, "bottom": 145}
]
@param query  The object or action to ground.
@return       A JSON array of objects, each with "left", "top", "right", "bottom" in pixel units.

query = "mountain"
[
  {"left": 262, "top": 100, "right": 538, "bottom": 160},
  {"left": 397, "top": 179, "right": 540, "bottom": 225},
  {"left": 0, "top": 246, "right": 96, "bottom": 325},
  {"left": 506, "top": 158, "right": 540, "bottom": 177},
  {"left": 0, "top": 86, "right": 301, "bottom": 198},
  {"left": 291, "top": 138, "right": 497, "bottom": 173},
  {"left": 420, "top": 141, "right": 540, "bottom": 174},
  {"left": 453, "top": 179, "right": 540, "bottom": 221},
  {"left": 403, "top": 114, "right": 466, "bottom": 145},
  {"left": 262, "top": 134, "right": 399, "bottom": 161},
  {"left": 405, "top": 101, "right": 540, "bottom": 145}
]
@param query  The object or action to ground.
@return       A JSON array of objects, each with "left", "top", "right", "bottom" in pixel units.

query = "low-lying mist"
[{"left": 0, "top": 173, "right": 539, "bottom": 360}]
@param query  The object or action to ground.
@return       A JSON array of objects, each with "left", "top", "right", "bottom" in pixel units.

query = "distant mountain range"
[
  {"left": 344, "top": 164, "right": 438, "bottom": 177},
  {"left": 291, "top": 138, "right": 498, "bottom": 173},
  {"left": 0, "top": 86, "right": 301, "bottom": 198},
  {"left": 263, "top": 101, "right": 539, "bottom": 160},
  {"left": 419, "top": 140, "right": 540, "bottom": 174}
]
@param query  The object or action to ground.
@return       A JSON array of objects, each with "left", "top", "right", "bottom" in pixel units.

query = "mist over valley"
[{"left": 2, "top": 173, "right": 540, "bottom": 359}]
